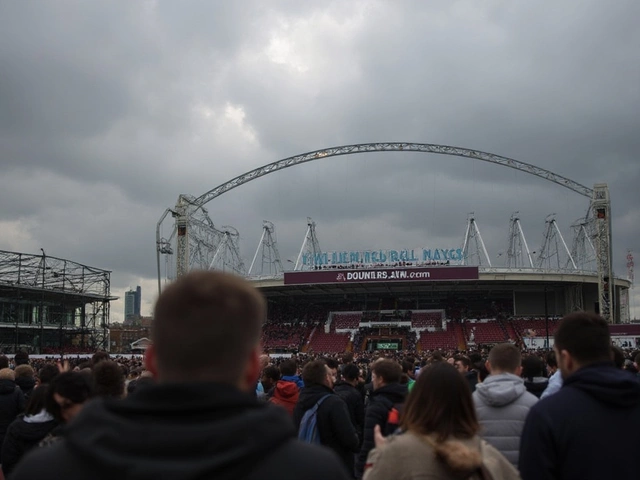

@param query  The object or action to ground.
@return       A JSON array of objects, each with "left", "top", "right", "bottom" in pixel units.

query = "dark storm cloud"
[{"left": 0, "top": 0, "right": 638, "bottom": 320}]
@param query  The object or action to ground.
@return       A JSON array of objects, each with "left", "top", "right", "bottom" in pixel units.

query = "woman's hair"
[
  {"left": 401, "top": 362, "right": 479, "bottom": 442},
  {"left": 25, "top": 385, "right": 49, "bottom": 416}
]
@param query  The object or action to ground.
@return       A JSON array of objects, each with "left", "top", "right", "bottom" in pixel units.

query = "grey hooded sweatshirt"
[{"left": 472, "top": 373, "right": 538, "bottom": 466}]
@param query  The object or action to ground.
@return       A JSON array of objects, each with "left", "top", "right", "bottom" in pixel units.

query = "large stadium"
[{"left": 155, "top": 143, "right": 635, "bottom": 356}]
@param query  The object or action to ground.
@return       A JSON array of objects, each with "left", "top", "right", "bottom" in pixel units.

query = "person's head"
[
  {"left": 401, "top": 360, "right": 415, "bottom": 378},
  {"left": 546, "top": 351, "right": 558, "bottom": 375},
  {"left": 146, "top": 271, "right": 266, "bottom": 391},
  {"left": 521, "top": 355, "right": 544, "bottom": 380},
  {"left": 401, "top": 362, "right": 479, "bottom": 442},
  {"left": 454, "top": 356, "right": 470, "bottom": 374},
  {"left": 91, "top": 351, "right": 110, "bottom": 367},
  {"left": 25, "top": 384, "right": 48, "bottom": 416},
  {"left": 46, "top": 372, "right": 93, "bottom": 423},
  {"left": 38, "top": 364, "right": 60, "bottom": 385},
  {"left": 554, "top": 312, "right": 611, "bottom": 378},
  {"left": 279, "top": 359, "right": 297, "bottom": 377},
  {"left": 261, "top": 365, "right": 280, "bottom": 392},
  {"left": 14, "top": 351, "right": 29, "bottom": 366},
  {"left": 0, "top": 368, "right": 15, "bottom": 381},
  {"left": 0, "top": 355, "right": 8, "bottom": 370},
  {"left": 325, "top": 358, "right": 339, "bottom": 379},
  {"left": 487, "top": 344, "right": 522, "bottom": 375},
  {"left": 341, "top": 363, "right": 360, "bottom": 386},
  {"left": 611, "top": 346, "right": 625, "bottom": 369},
  {"left": 14, "top": 364, "right": 35, "bottom": 380},
  {"left": 302, "top": 360, "right": 334, "bottom": 389},
  {"left": 370, "top": 359, "right": 402, "bottom": 391},
  {"left": 342, "top": 352, "right": 354, "bottom": 365},
  {"left": 93, "top": 360, "right": 126, "bottom": 398}
]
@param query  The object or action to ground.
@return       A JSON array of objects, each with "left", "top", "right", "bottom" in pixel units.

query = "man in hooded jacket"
[
  {"left": 473, "top": 343, "right": 538, "bottom": 466},
  {"left": 11, "top": 271, "right": 350, "bottom": 480},
  {"left": 519, "top": 312, "right": 640, "bottom": 480},
  {"left": 355, "top": 359, "right": 407, "bottom": 479}
]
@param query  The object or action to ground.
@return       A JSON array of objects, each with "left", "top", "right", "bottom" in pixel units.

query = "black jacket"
[
  {"left": 334, "top": 381, "right": 365, "bottom": 443},
  {"left": 355, "top": 383, "right": 408, "bottom": 479},
  {"left": 1, "top": 414, "right": 57, "bottom": 476},
  {"left": 519, "top": 363, "right": 640, "bottom": 480},
  {"left": 523, "top": 377, "right": 549, "bottom": 398},
  {"left": 14, "top": 377, "right": 35, "bottom": 402},
  {"left": 465, "top": 370, "right": 479, "bottom": 392},
  {"left": 0, "top": 379, "right": 25, "bottom": 450},
  {"left": 11, "top": 382, "right": 351, "bottom": 480},
  {"left": 293, "top": 384, "right": 359, "bottom": 472}
]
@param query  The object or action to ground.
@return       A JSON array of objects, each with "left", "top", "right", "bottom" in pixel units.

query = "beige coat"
[{"left": 363, "top": 431, "right": 520, "bottom": 480}]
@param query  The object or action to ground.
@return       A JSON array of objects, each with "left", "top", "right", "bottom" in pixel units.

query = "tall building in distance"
[{"left": 124, "top": 286, "right": 142, "bottom": 323}]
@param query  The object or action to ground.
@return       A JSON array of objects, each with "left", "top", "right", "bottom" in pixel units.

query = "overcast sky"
[{"left": 1, "top": 0, "right": 639, "bottom": 322}]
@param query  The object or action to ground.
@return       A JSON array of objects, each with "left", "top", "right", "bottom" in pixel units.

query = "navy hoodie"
[{"left": 519, "top": 363, "right": 640, "bottom": 480}]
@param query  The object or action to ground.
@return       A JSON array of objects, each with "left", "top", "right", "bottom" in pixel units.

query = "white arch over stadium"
[{"left": 157, "top": 142, "right": 615, "bottom": 321}]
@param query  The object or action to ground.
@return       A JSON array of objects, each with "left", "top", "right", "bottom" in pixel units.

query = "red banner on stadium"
[{"left": 283, "top": 266, "right": 479, "bottom": 285}]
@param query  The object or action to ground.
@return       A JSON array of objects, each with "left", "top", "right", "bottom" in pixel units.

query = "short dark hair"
[
  {"left": 46, "top": 372, "right": 93, "bottom": 422},
  {"left": 38, "top": 364, "right": 60, "bottom": 385},
  {"left": 402, "top": 362, "right": 478, "bottom": 442},
  {"left": 342, "top": 352, "right": 354, "bottom": 364},
  {"left": 91, "top": 351, "right": 110, "bottom": 367},
  {"left": 521, "top": 355, "right": 544, "bottom": 379},
  {"left": 262, "top": 365, "right": 280, "bottom": 382},
  {"left": 279, "top": 359, "right": 297, "bottom": 377},
  {"left": 401, "top": 360, "right": 414, "bottom": 374},
  {"left": 0, "top": 355, "right": 8, "bottom": 370},
  {"left": 14, "top": 351, "right": 29, "bottom": 366},
  {"left": 325, "top": 358, "right": 339, "bottom": 370},
  {"left": 93, "top": 360, "right": 125, "bottom": 398},
  {"left": 554, "top": 312, "right": 611, "bottom": 365},
  {"left": 371, "top": 359, "right": 402, "bottom": 384},
  {"left": 302, "top": 360, "right": 328, "bottom": 386},
  {"left": 488, "top": 344, "right": 521, "bottom": 373},
  {"left": 454, "top": 356, "right": 471, "bottom": 368},
  {"left": 152, "top": 271, "right": 266, "bottom": 383},
  {"left": 342, "top": 363, "right": 360, "bottom": 381}
]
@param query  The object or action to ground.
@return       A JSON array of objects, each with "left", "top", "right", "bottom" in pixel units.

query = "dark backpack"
[{"left": 298, "top": 394, "right": 331, "bottom": 444}]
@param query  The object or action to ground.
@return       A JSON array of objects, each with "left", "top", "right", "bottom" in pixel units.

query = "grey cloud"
[{"left": 0, "top": 0, "right": 638, "bottom": 316}]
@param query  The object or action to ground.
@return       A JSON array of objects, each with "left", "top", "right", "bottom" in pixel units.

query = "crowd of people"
[{"left": 0, "top": 270, "right": 637, "bottom": 479}]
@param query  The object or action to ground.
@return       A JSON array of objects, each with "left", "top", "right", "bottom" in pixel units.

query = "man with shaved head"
[{"left": 12, "top": 271, "right": 350, "bottom": 480}]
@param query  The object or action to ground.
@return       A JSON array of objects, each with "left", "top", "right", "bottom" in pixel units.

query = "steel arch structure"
[{"left": 156, "top": 142, "right": 615, "bottom": 321}]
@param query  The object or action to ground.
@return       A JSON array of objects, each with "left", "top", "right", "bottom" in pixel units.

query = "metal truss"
[
  {"left": 536, "top": 215, "right": 576, "bottom": 270},
  {"left": 506, "top": 213, "right": 534, "bottom": 269},
  {"left": 156, "top": 142, "right": 616, "bottom": 321},
  {"left": 294, "top": 218, "right": 322, "bottom": 270},
  {"left": 461, "top": 213, "right": 492, "bottom": 267},
  {"left": 208, "top": 227, "right": 246, "bottom": 276},
  {"left": 591, "top": 184, "right": 614, "bottom": 322},
  {"left": 0, "top": 249, "right": 112, "bottom": 352},
  {"left": 189, "top": 143, "right": 593, "bottom": 207},
  {"left": 248, "top": 221, "right": 284, "bottom": 277},
  {"left": 570, "top": 220, "right": 597, "bottom": 271}
]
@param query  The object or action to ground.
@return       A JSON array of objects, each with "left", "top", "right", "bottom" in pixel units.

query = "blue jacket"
[
  {"left": 281, "top": 375, "right": 304, "bottom": 389},
  {"left": 519, "top": 363, "right": 640, "bottom": 480}
]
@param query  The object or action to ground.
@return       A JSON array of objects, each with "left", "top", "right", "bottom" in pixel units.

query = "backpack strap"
[{"left": 315, "top": 394, "right": 332, "bottom": 408}]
